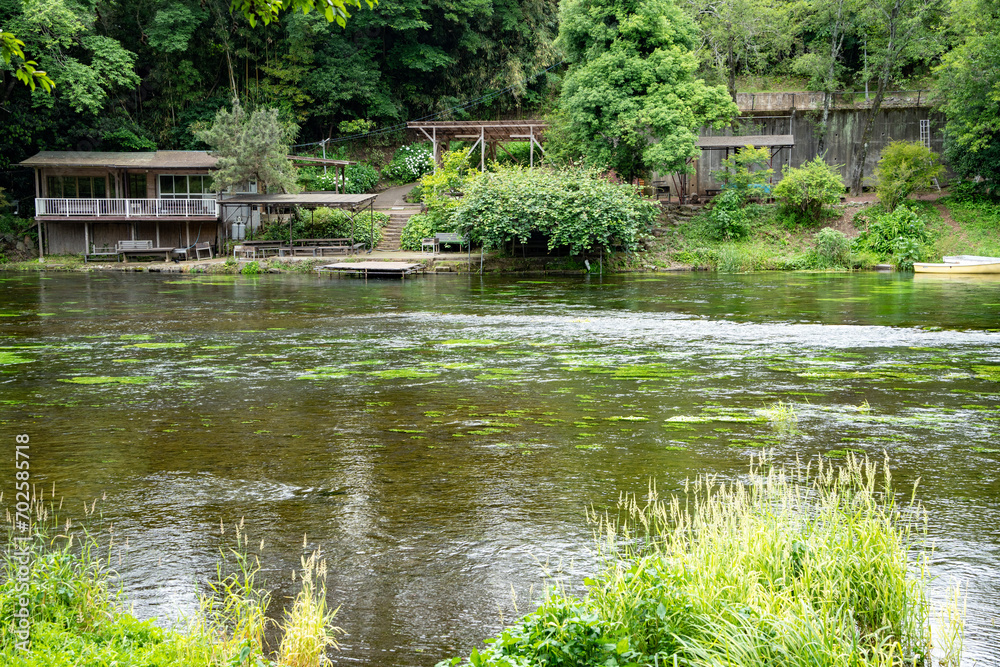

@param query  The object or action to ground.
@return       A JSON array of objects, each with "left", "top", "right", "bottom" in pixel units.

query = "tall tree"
[
  {"left": 793, "top": 0, "right": 861, "bottom": 153},
  {"left": 686, "top": 0, "right": 794, "bottom": 102},
  {"left": 847, "top": 0, "right": 943, "bottom": 194},
  {"left": 196, "top": 102, "right": 300, "bottom": 193},
  {"left": 552, "top": 0, "right": 737, "bottom": 181},
  {"left": 933, "top": 0, "right": 1000, "bottom": 187}
]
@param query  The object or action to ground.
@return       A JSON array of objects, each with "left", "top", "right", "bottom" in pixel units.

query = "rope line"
[{"left": 291, "top": 61, "right": 565, "bottom": 151}]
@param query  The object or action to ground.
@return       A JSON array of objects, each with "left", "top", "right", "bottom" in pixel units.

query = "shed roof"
[
  {"left": 20, "top": 151, "right": 218, "bottom": 169},
  {"left": 220, "top": 193, "right": 377, "bottom": 208},
  {"left": 697, "top": 135, "right": 795, "bottom": 149}
]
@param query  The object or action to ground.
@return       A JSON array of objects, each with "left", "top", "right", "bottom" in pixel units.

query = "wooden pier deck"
[{"left": 317, "top": 261, "right": 423, "bottom": 278}]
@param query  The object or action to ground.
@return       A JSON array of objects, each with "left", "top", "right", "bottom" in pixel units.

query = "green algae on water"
[
  {"left": 60, "top": 376, "right": 153, "bottom": 385},
  {"left": 369, "top": 369, "right": 440, "bottom": 379},
  {"left": 128, "top": 342, "right": 187, "bottom": 349}
]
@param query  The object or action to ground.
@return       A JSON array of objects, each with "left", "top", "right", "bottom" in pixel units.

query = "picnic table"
[
  {"left": 281, "top": 238, "right": 366, "bottom": 257},
  {"left": 235, "top": 240, "right": 288, "bottom": 259}
]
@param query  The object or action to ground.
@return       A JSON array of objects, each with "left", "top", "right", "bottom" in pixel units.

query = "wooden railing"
[{"left": 35, "top": 198, "right": 219, "bottom": 218}]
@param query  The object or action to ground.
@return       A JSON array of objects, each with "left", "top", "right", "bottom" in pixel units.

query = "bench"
[
  {"left": 434, "top": 232, "right": 467, "bottom": 252},
  {"left": 84, "top": 244, "right": 122, "bottom": 263},
  {"left": 173, "top": 241, "right": 214, "bottom": 261},
  {"left": 421, "top": 237, "right": 438, "bottom": 254},
  {"left": 116, "top": 240, "right": 174, "bottom": 262}
]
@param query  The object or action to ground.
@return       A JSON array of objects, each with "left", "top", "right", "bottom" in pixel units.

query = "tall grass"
[
  {"left": 442, "top": 454, "right": 964, "bottom": 667},
  {"left": 0, "top": 490, "right": 343, "bottom": 666}
]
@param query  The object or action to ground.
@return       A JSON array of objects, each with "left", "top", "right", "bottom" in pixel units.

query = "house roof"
[
  {"left": 697, "top": 135, "right": 795, "bottom": 149},
  {"left": 19, "top": 151, "right": 218, "bottom": 169}
]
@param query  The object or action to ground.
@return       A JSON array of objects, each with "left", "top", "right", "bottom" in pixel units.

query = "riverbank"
[{"left": 4, "top": 192, "right": 997, "bottom": 275}]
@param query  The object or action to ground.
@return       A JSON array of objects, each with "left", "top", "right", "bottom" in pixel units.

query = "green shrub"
[
  {"left": 875, "top": 141, "right": 944, "bottom": 211},
  {"left": 439, "top": 457, "right": 959, "bottom": 667},
  {"left": 852, "top": 205, "right": 932, "bottom": 268},
  {"left": 712, "top": 145, "right": 773, "bottom": 199},
  {"left": 454, "top": 166, "right": 658, "bottom": 255},
  {"left": 706, "top": 189, "right": 752, "bottom": 241},
  {"left": 260, "top": 208, "right": 388, "bottom": 248},
  {"left": 813, "top": 228, "right": 851, "bottom": 267},
  {"left": 773, "top": 157, "right": 844, "bottom": 223},
  {"left": 382, "top": 143, "right": 433, "bottom": 183},
  {"left": 241, "top": 260, "right": 262, "bottom": 275},
  {"left": 303, "top": 163, "right": 380, "bottom": 194},
  {"left": 400, "top": 213, "right": 455, "bottom": 251}
]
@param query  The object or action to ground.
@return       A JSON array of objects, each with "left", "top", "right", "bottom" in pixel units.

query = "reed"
[
  {"left": 1, "top": 490, "right": 342, "bottom": 667},
  {"left": 444, "top": 454, "right": 965, "bottom": 667},
  {"left": 276, "top": 548, "right": 343, "bottom": 667}
]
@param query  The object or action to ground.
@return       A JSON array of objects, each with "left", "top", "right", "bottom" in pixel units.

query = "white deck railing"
[{"left": 35, "top": 198, "right": 218, "bottom": 218}]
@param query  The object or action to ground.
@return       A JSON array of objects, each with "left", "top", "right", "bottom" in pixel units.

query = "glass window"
[
  {"left": 128, "top": 174, "right": 147, "bottom": 198},
  {"left": 78, "top": 178, "right": 92, "bottom": 198},
  {"left": 158, "top": 174, "right": 213, "bottom": 198},
  {"left": 93, "top": 177, "right": 106, "bottom": 198},
  {"left": 47, "top": 176, "right": 62, "bottom": 198},
  {"left": 62, "top": 176, "right": 77, "bottom": 198}
]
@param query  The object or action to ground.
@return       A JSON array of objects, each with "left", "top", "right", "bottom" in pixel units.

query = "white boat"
[{"left": 913, "top": 255, "right": 1000, "bottom": 274}]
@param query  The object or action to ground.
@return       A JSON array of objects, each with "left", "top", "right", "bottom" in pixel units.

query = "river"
[{"left": 1, "top": 271, "right": 998, "bottom": 665}]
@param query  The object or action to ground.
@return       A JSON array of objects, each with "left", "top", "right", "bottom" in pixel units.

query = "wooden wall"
[{"left": 45, "top": 220, "right": 221, "bottom": 255}]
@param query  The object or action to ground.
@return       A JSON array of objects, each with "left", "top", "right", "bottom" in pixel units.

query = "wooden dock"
[{"left": 317, "top": 261, "right": 423, "bottom": 278}]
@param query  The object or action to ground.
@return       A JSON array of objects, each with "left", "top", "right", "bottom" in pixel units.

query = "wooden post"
[
  {"left": 37, "top": 220, "right": 44, "bottom": 261},
  {"left": 84, "top": 222, "right": 89, "bottom": 255},
  {"left": 185, "top": 221, "right": 190, "bottom": 248},
  {"left": 155, "top": 220, "right": 160, "bottom": 248}
]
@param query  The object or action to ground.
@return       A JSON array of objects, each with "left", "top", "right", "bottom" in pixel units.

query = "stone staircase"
[{"left": 376, "top": 206, "right": 421, "bottom": 251}]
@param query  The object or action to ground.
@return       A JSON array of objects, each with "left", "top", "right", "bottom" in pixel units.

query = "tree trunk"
[
  {"left": 849, "top": 75, "right": 889, "bottom": 195},
  {"left": 727, "top": 39, "right": 737, "bottom": 103}
]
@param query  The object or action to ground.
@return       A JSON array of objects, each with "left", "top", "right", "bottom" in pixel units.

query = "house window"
[
  {"left": 158, "top": 174, "right": 213, "bottom": 199},
  {"left": 128, "top": 174, "right": 147, "bottom": 198},
  {"left": 47, "top": 176, "right": 107, "bottom": 198}
]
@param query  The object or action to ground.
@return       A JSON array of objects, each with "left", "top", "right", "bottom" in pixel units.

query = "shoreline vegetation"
[
  {"left": 0, "top": 489, "right": 341, "bottom": 667},
  {"left": 3, "top": 188, "right": 998, "bottom": 276},
  {"left": 436, "top": 454, "right": 964, "bottom": 667},
  {"left": 2, "top": 456, "right": 966, "bottom": 666}
]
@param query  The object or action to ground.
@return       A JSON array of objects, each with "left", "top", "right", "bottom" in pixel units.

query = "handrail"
[{"left": 35, "top": 198, "right": 218, "bottom": 218}]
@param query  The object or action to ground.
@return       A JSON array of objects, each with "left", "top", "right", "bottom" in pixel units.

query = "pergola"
[
  {"left": 407, "top": 120, "right": 548, "bottom": 169},
  {"left": 220, "top": 192, "right": 377, "bottom": 247},
  {"left": 286, "top": 156, "right": 356, "bottom": 193},
  {"left": 664, "top": 134, "right": 796, "bottom": 202}
]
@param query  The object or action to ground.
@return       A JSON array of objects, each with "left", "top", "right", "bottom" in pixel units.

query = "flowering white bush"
[{"left": 383, "top": 143, "right": 433, "bottom": 183}]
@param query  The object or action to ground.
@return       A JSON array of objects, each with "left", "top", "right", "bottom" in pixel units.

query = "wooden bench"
[
  {"left": 421, "top": 237, "right": 438, "bottom": 254},
  {"left": 84, "top": 244, "right": 122, "bottom": 263},
  {"left": 117, "top": 240, "right": 173, "bottom": 262},
  {"left": 434, "top": 232, "right": 467, "bottom": 252},
  {"left": 174, "top": 241, "right": 214, "bottom": 261}
]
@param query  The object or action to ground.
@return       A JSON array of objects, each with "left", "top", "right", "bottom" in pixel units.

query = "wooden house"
[{"left": 20, "top": 151, "right": 224, "bottom": 256}]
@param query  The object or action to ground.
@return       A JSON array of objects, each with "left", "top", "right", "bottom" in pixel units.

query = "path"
[{"left": 373, "top": 183, "right": 421, "bottom": 251}]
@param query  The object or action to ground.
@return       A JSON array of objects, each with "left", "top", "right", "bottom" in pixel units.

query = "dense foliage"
[
  {"left": 196, "top": 102, "right": 300, "bottom": 193},
  {"left": 773, "top": 156, "right": 845, "bottom": 222},
  {"left": 703, "top": 147, "right": 772, "bottom": 240},
  {"left": 852, "top": 204, "right": 933, "bottom": 269},
  {"left": 260, "top": 207, "right": 388, "bottom": 247},
  {"left": 933, "top": 0, "right": 1000, "bottom": 189},
  {"left": 874, "top": 141, "right": 943, "bottom": 211},
  {"left": 438, "top": 458, "right": 958, "bottom": 667},
  {"left": 453, "top": 166, "right": 658, "bottom": 254},
  {"left": 381, "top": 143, "right": 434, "bottom": 184},
  {"left": 550, "top": 0, "right": 737, "bottom": 181}
]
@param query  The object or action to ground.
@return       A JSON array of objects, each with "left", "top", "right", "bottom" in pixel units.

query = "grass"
[
  {"left": 0, "top": 491, "right": 342, "bottom": 666},
  {"left": 439, "top": 454, "right": 964, "bottom": 667},
  {"left": 932, "top": 197, "right": 1000, "bottom": 259}
]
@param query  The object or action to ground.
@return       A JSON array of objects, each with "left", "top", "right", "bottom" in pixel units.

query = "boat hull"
[{"left": 913, "top": 262, "right": 1000, "bottom": 274}]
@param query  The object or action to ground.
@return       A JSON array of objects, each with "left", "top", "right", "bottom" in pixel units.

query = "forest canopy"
[{"left": 0, "top": 0, "right": 996, "bottom": 191}]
